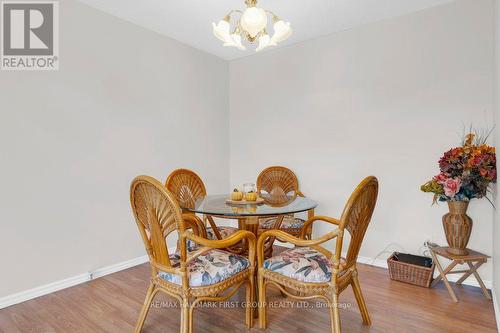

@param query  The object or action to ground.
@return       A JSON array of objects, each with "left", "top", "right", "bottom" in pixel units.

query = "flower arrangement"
[{"left": 421, "top": 131, "right": 496, "bottom": 204}]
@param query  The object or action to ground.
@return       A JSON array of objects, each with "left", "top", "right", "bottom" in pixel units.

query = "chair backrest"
[
  {"left": 337, "top": 176, "right": 379, "bottom": 268},
  {"left": 165, "top": 169, "right": 207, "bottom": 209},
  {"left": 257, "top": 166, "right": 299, "bottom": 197},
  {"left": 130, "top": 175, "right": 186, "bottom": 268}
]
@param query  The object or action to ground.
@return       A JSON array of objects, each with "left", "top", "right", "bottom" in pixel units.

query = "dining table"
[
  {"left": 180, "top": 193, "right": 317, "bottom": 318},
  {"left": 180, "top": 193, "right": 318, "bottom": 257}
]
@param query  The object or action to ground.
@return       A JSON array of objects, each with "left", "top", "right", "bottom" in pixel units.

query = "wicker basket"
[{"left": 387, "top": 252, "right": 435, "bottom": 288}]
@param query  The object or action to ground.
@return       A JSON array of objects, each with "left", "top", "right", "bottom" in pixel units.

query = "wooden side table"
[{"left": 429, "top": 245, "right": 491, "bottom": 302}]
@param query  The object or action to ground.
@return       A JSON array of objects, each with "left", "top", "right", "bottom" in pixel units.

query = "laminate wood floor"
[{"left": 0, "top": 257, "right": 497, "bottom": 333}]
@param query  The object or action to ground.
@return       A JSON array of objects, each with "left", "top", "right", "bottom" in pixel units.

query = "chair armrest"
[
  {"left": 182, "top": 213, "right": 207, "bottom": 238},
  {"left": 257, "top": 229, "right": 341, "bottom": 267},
  {"left": 184, "top": 230, "right": 256, "bottom": 266},
  {"left": 300, "top": 216, "right": 341, "bottom": 239}
]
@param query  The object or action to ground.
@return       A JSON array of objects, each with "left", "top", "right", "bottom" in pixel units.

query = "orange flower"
[
  {"left": 480, "top": 168, "right": 488, "bottom": 177},
  {"left": 464, "top": 133, "right": 475, "bottom": 146}
]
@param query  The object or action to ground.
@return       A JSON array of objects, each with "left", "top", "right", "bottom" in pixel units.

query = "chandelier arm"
[
  {"left": 223, "top": 10, "right": 244, "bottom": 36},
  {"left": 225, "top": 9, "right": 242, "bottom": 20},
  {"left": 264, "top": 10, "right": 280, "bottom": 22},
  {"left": 233, "top": 21, "right": 243, "bottom": 35}
]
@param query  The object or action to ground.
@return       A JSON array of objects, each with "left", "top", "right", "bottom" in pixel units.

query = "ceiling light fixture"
[{"left": 212, "top": 0, "right": 292, "bottom": 52}]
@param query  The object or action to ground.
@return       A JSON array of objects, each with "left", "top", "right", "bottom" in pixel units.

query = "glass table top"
[{"left": 181, "top": 194, "right": 318, "bottom": 217}]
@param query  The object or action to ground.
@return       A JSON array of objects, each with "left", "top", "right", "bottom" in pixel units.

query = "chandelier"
[{"left": 212, "top": 0, "right": 292, "bottom": 52}]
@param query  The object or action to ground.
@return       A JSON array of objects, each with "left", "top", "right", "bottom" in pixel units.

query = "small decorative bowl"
[
  {"left": 243, "top": 183, "right": 256, "bottom": 193},
  {"left": 245, "top": 192, "right": 258, "bottom": 201},
  {"left": 230, "top": 190, "right": 243, "bottom": 201}
]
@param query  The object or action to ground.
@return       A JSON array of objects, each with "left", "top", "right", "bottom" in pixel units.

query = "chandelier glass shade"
[{"left": 212, "top": 0, "right": 292, "bottom": 52}]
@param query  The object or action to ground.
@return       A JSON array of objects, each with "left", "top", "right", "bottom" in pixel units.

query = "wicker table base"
[
  {"left": 208, "top": 214, "right": 285, "bottom": 319},
  {"left": 429, "top": 245, "right": 491, "bottom": 303}
]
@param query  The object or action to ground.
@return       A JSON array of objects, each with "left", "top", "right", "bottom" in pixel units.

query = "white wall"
[
  {"left": 0, "top": 0, "right": 229, "bottom": 297},
  {"left": 1, "top": 0, "right": 496, "bottom": 305},
  {"left": 230, "top": 0, "right": 495, "bottom": 280}
]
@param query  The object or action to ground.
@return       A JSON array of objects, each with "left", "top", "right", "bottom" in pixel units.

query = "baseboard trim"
[
  {"left": 92, "top": 255, "right": 149, "bottom": 279},
  {"left": 356, "top": 254, "right": 492, "bottom": 289},
  {"left": 0, "top": 272, "right": 91, "bottom": 310},
  {"left": 276, "top": 241, "right": 493, "bottom": 289},
  {"left": 492, "top": 287, "right": 500, "bottom": 332},
  {"left": 0, "top": 246, "right": 493, "bottom": 310},
  {"left": 0, "top": 253, "right": 153, "bottom": 310},
  {"left": 277, "top": 241, "right": 494, "bottom": 289}
]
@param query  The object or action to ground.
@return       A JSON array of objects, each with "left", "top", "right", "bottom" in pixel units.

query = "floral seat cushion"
[
  {"left": 259, "top": 215, "right": 305, "bottom": 230},
  {"left": 159, "top": 249, "right": 249, "bottom": 287},
  {"left": 186, "top": 226, "right": 238, "bottom": 252},
  {"left": 263, "top": 247, "right": 346, "bottom": 283}
]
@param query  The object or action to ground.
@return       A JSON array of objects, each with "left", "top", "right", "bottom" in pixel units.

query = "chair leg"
[
  {"left": 180, "top": 297, "right": 190, "bottom": 333},
  {"left": 258, "top": 272, "right": 267, "bottom": 329},
  {"left": 329, "top": 293, "right": 341, "bottom": 333},
  {"left": 188, "top": 302, "right": 195, "bottom": 333},
  {"left": 134, "top": 283, "right": 156, "bottom": 333},
  {"left": 351, "top": 274, "right": 371, "bottom": 325},
  {"left": 245, "top": 276, "right": 254, "bottom": 328}
]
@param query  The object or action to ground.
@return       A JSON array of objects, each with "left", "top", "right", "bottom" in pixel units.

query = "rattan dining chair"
[
  {"left": 165, "top": 168, "right": 238, "bottom": 249},
  {"left": 257, "top": 166, "right": 314, "bottom": 241},
  {"left": 130, "top": 176, "right": 256, "bottom": 333},
  {"left": 257, "top": 176, "right": 378, "bottom": 333}
]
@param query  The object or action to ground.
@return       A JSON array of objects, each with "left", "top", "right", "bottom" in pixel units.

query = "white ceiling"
[{"left": 78, "top": 0, "right": 455, "bottom": 60}]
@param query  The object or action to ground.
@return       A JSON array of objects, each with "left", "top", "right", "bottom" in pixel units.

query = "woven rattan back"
[
  {"left": 257, "top": 166, "right": 299, "bottom": 197},
  {"left": 130, "top": 176, "right": 186, "bottom": 268},
  {"left": 165, "top": 169, "right": 207, "bottom": 209},
  {"left": 338, "top": 176, "right": 378, "bottom": 268}
]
